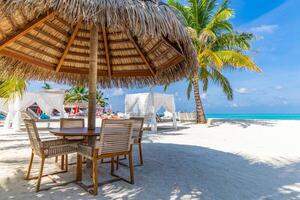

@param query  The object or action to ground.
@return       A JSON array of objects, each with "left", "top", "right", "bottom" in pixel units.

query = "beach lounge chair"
[
  {"left": 23, "top": 119, "right": 77, "bottom": 192},
  {"left": 23, "top": 108, "right": 60, "bottom": 127},
  {"left": 55, "top": 118, "right": 85, "bottom": 170},
  {"left": 76, "top": 119, "right": 135, "bottom": 195}
]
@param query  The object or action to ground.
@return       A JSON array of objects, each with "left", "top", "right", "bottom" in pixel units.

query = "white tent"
[
  {"left": 125, "top": 93, "right": 177, "bottom": 132},
  {"left": 2, "top": 89, "right": 65, "bottom": 131}
]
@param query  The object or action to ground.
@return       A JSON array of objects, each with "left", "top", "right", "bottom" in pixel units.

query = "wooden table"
[
  {"left": 49, "top": 127, "right": 101, "bottom": 137},
  {"left": 50, "top": 127, "right": 101, "bottom": 169}
]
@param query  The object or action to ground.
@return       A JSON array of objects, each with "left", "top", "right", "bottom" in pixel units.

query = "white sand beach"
[{"left": 1, "top": 119, "right": 300, "bottom": 200}]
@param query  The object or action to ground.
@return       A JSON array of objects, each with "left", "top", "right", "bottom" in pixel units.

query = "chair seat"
[
  {"left": 77, "top": 144, "right": 93, "bottom": 159},
  {"left": 41, "top": 139, "right": 78, "bottom": 158}
]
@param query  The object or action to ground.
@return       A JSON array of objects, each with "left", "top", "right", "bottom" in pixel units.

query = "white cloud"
[
  {"left": 200, "top": 93, "right": 207, "bottom": 99},
  {"left": 275, "top": 85, "right": 284, "bottom": 90},
  {"left": 231, "top": 103, "right": 239, "bottom": 108},
  {"left": 250, "top": 24, "right": 279, "bottom": 34},
  {"left": 236, "top": 87, "right": 256, "bottom": 94},
  {"left": 113, "top": 88, "right": 124, "bottom": 96}
]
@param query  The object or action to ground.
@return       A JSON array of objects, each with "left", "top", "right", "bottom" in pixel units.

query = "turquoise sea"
[{"left": 206, "top": 114, "right": 300, "bottom": 120}]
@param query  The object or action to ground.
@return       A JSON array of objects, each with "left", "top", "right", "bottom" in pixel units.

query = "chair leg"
[
  {"left": 92, "top": 157, "right": 98, "bottom": 195},
  {"left": 138, "top": 143, "right": 144, "bottom": 165},
  {"left": 76, "top": 154, "right": 82, "bottom": 181},
  {"left": 65, "top": 154, "right": 68, "bottom": 171},
  {"left": 129, "top": 151, "right": 134, "bottom": 184},
  {"left": 36, "top": 157, "right": 45, "bottom": 192},
  {"left": 55, "top": 156, "right": 58, "bottom": 163},
  {"left": 61, "top": 155, "right": 64, "bottom": 170},
  {"left": 25, "top": 151, "right": 34, "bottom": 180},
  {"left": 111, "top": 157, "right": 115, "bottom": 175}
]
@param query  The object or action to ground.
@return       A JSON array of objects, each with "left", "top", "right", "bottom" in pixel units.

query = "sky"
[{"left": 28, "top": 0, "right": 300, "bottom": 114}]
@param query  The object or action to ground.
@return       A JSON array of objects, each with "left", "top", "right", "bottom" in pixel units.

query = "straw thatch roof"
[{"left": 0, "top": 0, "right": 197, "bottom": 88}]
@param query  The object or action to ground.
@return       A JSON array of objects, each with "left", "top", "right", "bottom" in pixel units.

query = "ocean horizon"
[{"left": 206, "top": 114, "right": 300, "bottom": 120}]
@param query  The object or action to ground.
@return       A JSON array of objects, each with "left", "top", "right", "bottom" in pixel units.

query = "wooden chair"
[
  {"left": 116, "top": 117, "right": 144, "bottom": 168},
  {"left": 56, "top": 118, "right": 85, "bottom": 170},
  {"left": 24, "top": 119, "right": 77, "bottom": 192},
  {"left": 76, "top": 119, "right": 135, "bottom": 195},
  {"left": 130, "top": 117, "right": 144, "bottom": 165}
]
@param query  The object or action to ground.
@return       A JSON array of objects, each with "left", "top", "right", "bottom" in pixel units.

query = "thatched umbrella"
[{"left": 0, "top": 0, "right": 197, "bottom": 130}]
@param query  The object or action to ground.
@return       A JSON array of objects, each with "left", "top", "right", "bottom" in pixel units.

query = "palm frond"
[
  {"left": 199, "top": 49, "right": 223, "bottom": 69},
  {"left": 0, "top": 78, "right": 27, "bottom": 102},
  {"left": 187, "top": 79, "right": 193, "bottom": 99},
  {"left": 213, "top": 32, "right": 253, "bottom": 51},
  {"left": 216, "top": 50, "right": 261, "bottom": 72},
  {"left": 210, "top": 67, "right": 233, "bottom": 100}
]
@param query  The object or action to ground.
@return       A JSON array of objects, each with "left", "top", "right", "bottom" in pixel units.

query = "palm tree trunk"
[{"left": 193, "top": 72, "right": 207, "bottom": 124}]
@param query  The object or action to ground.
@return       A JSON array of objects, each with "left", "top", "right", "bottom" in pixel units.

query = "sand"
[{"left": 1, "top": 119, "right": 300, "bottom": 200}]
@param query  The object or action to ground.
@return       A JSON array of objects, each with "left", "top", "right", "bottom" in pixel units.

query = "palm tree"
[
  {"left": 65, "top": 86, "right": 108, "bottom": 107},
  {"left": 64, "top": 86, "right": 89, "bottom": 104},
  {"left": 167, "top": 0, "right": 261, "bottom": 123},
  {"left": 96, "top": 90, "right": 109, "bottom": 107},
  {"left": 42, "top": 82, "right": 52, "bottom": 90},
  {"left": 0, "top": 78, "right": 27, "bottom": 102}
]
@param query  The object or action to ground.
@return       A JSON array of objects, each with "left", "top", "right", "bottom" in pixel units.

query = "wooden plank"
[
  {"left": 161, "top": 55, "right": 185, "bottom": 68},
  {"left": 34, "top": 27, "right": 66, "bottom": 45},
  {"left": 162, "top": 37, "right": 184, "bottom": 56},
  {"left": 59, "top": 67, "right": 151, "bottom": 77},
  {"left": 68, "top": 51, "right": 105, "bottom": 58},
  {"left": 44, "top": 21, "right": 69, "bottom": 36},
  {"left": 153, "top": 47, "right": 169, "bottom": 61},
  {"left": 148, "top": 40, "right": 164, "bottom": 55},
  {"left": 142, "top": 37, "right": 152, "bottom": 47},
  {"left": 111, "top": 55, "right": 141, "bottom": 59},
  {"left": 113, "top": 62, "right": 146, "bottom": 67},
  {"left": 59, "top": 67, "right": 107, "bottom": 76},
  {"left": 64, "top": 58, "right": 106, "bottom": 65},
  {"left": 25, "top": 34, "right": 64, "bottom": 52},
  {"left": 0, "top": 12, "right": 54, "bottom": 51},
  {"left": 15, "top": 41, "right": 59, "bottom": 60},
  {"left": 112, "top": 70, "right": 152, "bottom": 77},
  {"left": 55, "top": 17, "right": 69, "bottom": 27},
  {"left": 127, "top": 32, "right": 156, "bottom": 76},
  {"left": 56, "top": 19, "right": 82, "bottom": 72},
  {"left": 0, "top": 48, "right": 55, "bottom": 70},
  {"left": 102, "top": 26, "right": 112, "bottom": 78}
]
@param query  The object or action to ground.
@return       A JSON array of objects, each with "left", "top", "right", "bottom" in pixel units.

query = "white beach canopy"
[
  {"left": 125, "top": 92, "right": 177, "bottom": 132},
  {"left": 2, "top": 89, "right": 65, "bottom": 131}
]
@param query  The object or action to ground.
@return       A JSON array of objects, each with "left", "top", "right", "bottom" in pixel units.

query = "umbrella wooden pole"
[
  {"left": 88, "top": 24, "right": 98, "bottom": 130},
  {"left": 86, "top": 24, "right": 98, "bottom": 168}
]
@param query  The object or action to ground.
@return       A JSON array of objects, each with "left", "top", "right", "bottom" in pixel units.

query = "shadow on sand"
[
  {"left": 208, "top": 119, "right": 277, "bottom": 128},
  {"left": 1, "top": 142, "right": 300, "bottom": 200}
]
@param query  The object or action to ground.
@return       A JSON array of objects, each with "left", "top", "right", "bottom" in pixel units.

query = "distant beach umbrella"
[{"left": 0, "top": 0, "right": 197, "bottom": 129}]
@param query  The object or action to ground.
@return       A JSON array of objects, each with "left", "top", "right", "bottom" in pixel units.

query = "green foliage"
[
  {"left": 64, "top": 86, "right": 89, "bottom": 104},
  {"left": 0, "top": 78, "right": 27, "bottom": 102},
  {"left": 96, "top": 90, "right": 109, "bottom": 107},
  {"left": 64, "top": 86, "right": 108, "bottom": 107},
  {"left": 42, "top": 82, "right": 52, "bottom": 90},
  {"left": 167, "top": 0, "right": 261, "bottom": 100}
]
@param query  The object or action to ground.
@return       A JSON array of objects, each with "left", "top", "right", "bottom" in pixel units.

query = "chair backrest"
[
  {"left": 26, "top": 108, "right": 39, "bottom": 120},
  {"left": 60, "top": 118, "right": 85, "bottom": 128},
  {"left": 130, "top": 117, "right": 144, "bottom": 142},
  {"left": 24, "top": 119, "right": 42, "bottom": 156},
  {"left": 97, "top": 119, "right": 134, "bottom": 155}
]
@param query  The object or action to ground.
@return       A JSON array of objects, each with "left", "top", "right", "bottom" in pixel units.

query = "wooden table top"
[{"left": 49, "top": 127, "right": 101, "bottom": 137}]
